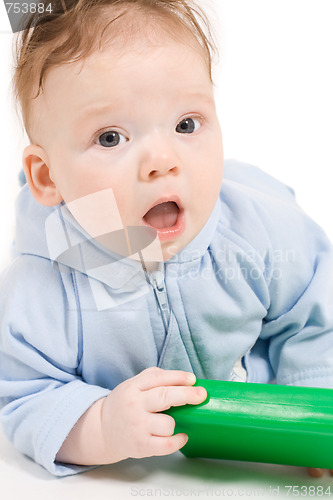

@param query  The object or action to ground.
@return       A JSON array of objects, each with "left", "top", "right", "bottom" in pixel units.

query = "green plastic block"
[{"left": 165, "top": 379, "right": 333, "bottom": 468}]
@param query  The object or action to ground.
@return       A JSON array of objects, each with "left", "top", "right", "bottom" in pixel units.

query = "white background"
[
  {"left": 1, "top": 1, "right": 333, "bottom": 496},
  {"left": 1, "top": 0, "right": 333, "bottom": 269}
]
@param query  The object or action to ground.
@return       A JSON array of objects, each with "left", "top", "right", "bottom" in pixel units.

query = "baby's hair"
[{"left": 12, "top": 0, "right": 218, "bottom": 142}]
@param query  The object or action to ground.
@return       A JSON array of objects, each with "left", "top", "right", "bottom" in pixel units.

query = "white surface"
[
  {"left": 1, "top": 0, "right": 333, "bottom": 495},
  {"left": 2, "top": 426, "right": 333, "bottom": 499}
]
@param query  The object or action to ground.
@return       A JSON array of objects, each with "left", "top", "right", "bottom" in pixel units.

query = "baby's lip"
[
  {"left": 142, "top": 195, "right": 186, "bottom": 242},
  {"left": 142, "top": 195, "right": 183, "bottom": 219}
]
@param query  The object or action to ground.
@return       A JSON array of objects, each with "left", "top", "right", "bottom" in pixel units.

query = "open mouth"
[
  {"left": 142, "top": 199, "right": 186, "bottom": 241},
  {"left": 143, "top": 201, "right": 180, "bottom": 229}
]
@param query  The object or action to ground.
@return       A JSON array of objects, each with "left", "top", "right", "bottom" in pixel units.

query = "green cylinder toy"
[{"left": 165, "top": 379, "right": 333, "bottom": 469}]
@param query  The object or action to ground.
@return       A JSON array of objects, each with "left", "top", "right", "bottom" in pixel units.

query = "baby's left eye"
[{"left": 176, "top": 117, "right": 201, "bottom": 134}]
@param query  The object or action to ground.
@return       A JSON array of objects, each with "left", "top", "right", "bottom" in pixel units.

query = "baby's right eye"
[{"left": 97, "top": 131, "right": 126, "bottom": 148}]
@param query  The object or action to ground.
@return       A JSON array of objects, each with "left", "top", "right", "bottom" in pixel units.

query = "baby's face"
[{"left": 35, "top": 35, "right": 223, "bottom": 260}]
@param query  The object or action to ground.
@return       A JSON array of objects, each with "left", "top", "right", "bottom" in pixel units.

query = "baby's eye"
[
  {"left": 97, "top": 131, "right": 126, "bottom": 148},
  {"left": 175, "top": 117, "right": 201, "bottom": 134}
]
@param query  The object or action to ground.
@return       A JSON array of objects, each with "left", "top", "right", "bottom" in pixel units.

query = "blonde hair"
[{"left": 13, "top": 0, "right": 218, "bottom": 141}]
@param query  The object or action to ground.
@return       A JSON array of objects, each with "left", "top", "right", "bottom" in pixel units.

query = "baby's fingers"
[
  {"left": 145, "top": 385, "right": 207, "bottom": 412},
  {"left": 135, "top": 367, "right": 196, "bottom": 391},
  {"left": 147, "top": 433, "right": 189, "bottom": 457},
  {"left": 148, "top": 413, "right": 175, "bottom": 437}
]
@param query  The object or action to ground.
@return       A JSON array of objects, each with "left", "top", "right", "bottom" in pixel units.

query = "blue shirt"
[{"left": 1, "top": 160, "right": 333, "bottom": 476}]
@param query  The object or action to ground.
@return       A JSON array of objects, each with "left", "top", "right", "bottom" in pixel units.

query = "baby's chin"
[{"left": 159, "top": 229, "right": 198, "bottom": 261}]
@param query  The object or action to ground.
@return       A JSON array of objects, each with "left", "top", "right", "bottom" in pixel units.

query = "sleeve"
[
  {"left": 0, "top": 256, "right": 110, "bottom": 476},
  {"left": 258, "top": 192, "right": 333, "bottom": 388}
]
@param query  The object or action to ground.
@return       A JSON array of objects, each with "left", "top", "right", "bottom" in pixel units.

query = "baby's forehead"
[{"left": 46, "top": 37, "right": 211, "bottom": 102}]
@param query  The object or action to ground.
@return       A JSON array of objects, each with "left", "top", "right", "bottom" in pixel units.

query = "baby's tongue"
[{"left": 144, "top": 202, "right": 179, "bottom": 229}]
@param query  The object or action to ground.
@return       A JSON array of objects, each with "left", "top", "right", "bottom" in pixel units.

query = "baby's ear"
[{"left": 22, "top": 145, "right": 63, "bottom": 206}]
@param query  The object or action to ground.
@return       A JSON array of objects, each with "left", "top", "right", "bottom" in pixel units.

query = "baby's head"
[{"left": 14, "top": 0, "right": 224, "bottom": 260}]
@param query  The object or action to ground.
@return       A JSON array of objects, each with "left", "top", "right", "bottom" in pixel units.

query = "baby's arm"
[
  {"left": 0, "top": 257, "right": 204, "bottom": 474},
  {"left": 56, "top": 367, "right": 206, "bottom": 465}
]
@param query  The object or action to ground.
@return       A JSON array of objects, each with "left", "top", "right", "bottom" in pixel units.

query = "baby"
[{"left": 1, "top": 0, "right": 333, "bottom": 479}]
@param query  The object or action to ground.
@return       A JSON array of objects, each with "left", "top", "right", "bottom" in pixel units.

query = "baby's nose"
[
  {"left": 139, "top": 147, "right": 180, "bottom": 181},
  {"left": 146, "top": 163, "right": 179, "bottom": 180}
]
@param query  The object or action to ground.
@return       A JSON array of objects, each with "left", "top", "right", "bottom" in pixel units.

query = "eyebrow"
[
  {"left": 188, "top": 91, "right": 215, "bottom": 101},
  {"left": 77, "top": 91, "right": 215, "bottom": 122},
  {"left": 77, "top": 104, "right": 118, "bottom": 121},
  {"left": 183, "top": 92, "right": 216, "bottom": 107}
]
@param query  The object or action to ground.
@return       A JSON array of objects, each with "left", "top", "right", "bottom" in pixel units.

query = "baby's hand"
[{"left": 100, "top": 367, "right": 207, "bottom": 463}]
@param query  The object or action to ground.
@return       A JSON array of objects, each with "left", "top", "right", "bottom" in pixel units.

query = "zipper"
[
  {"left": 138, "top": 252, "right": 170, "bottom": 336},
  {"left": 149, "top": 263, "right": 170, "bottom": 335}
]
